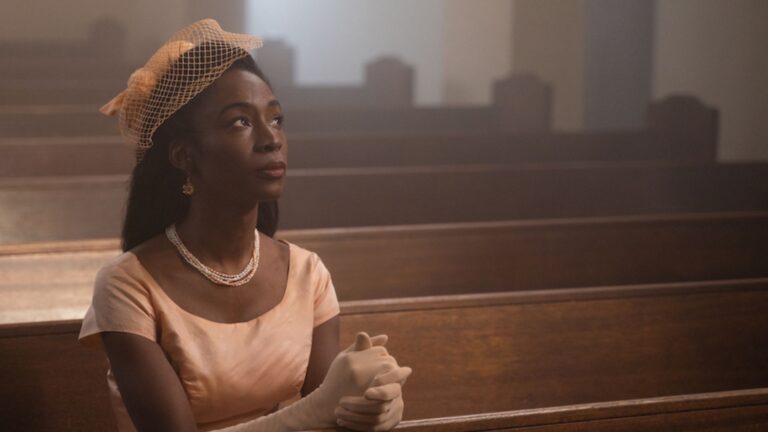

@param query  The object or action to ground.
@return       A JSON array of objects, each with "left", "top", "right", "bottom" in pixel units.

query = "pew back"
[
  {"left": 0, "top": 162, "right": 766, "bottom": 244},
  {"left": 0, "top": 131, "right": 714, "bottom": 178},
  {"left": 2, "top": 212, "right": 767, "bottom": 323},
  {"left": 394, "top": 388, "right": 768, "bottom": 431},
  {"left": 340, "top": 278, "right": 768, "bottom": 418},
  {"left": 2, "top": 278, "right": 767, "bottom": 430},
  {"left": 0, "top": 106, "right": 538, "bottom": 137}
]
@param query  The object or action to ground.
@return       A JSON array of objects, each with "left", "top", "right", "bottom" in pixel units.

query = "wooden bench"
[
  {"left": 2, "top": 278, "right": 767, "bottom": 430},
  {"left": 0, "top": 129, "right": 717, "bottom": 178},
  {"left": 0, "top": 83, "right": 124, "bottom": 107},
  {"left": 87, "top": 390, "right": 757, "bottom": 432},
  {"left": 0, "top": 93, "right": 712, "bottom": 139},
  {"left": 0, "top": 67, "right": 547, "bottom": 129},
  {"left": 2, "top": 211, "right": 767, "bottom": 323},
  {"left": 0, "top": 104, "right": 545, "bottom": 137},
  {"left": 0, "top": 95, "right": 716, "bottom": 174},
  {"left": 0, "top": 162, "right": 765, "bottom": 244},
  {"left": 390, "top": 389, "right": 768, "bottom": 431}
]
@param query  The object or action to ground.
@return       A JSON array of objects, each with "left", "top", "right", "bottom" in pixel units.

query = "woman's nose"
[
  {"left": 258, "top": 140, "right": 283, "bottom": 153},
  {"left": 254, "top": 123, "right": 283, "bottom": 152}
]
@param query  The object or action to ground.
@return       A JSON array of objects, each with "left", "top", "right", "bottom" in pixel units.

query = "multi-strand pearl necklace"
[{"left": 165, "top": 224, "right": 260, "bottom": 286}]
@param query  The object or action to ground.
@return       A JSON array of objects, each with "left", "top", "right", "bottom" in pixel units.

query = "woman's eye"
[
  {"left": 232, "top": 117, "right": 252, "bottom": 128},
  {"left": 270, "top": 115, "right": 284, "bottom": 128}
]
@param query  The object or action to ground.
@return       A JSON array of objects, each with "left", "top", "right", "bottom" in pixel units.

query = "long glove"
[
  {"left": 335, "top": 366, "right": 412, "bottom": 431},
  {"left": 216, "top": 332, "right": 398, "bottom": 432}
]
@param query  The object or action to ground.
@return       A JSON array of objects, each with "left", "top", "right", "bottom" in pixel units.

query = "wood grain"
[
  {"left": 0, "top": 161, "right": 766, "bottom": 243},
  {"left": 1, "top": 212, "right": 767, "bottom": 323},
  {"left": 2, "top": 279, "right": 766, "bottom": 430}
]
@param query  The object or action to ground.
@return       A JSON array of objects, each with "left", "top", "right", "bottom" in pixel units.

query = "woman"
[{"left": 78, "top": 19, "right": 410, "bottom": 432}]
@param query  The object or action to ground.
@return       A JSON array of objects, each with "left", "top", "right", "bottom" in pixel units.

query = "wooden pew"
[
  {"left": 0, "top": 95, "right": 711, "bottom": 142},
  {"left": 0, "top": 130, "right": 715, "bottom": 178},
  {"left": 290, "top": 211, "right": 768, "bottom": 299},
  {"left": 0, "top": 105, "right": 113, "bottom": 139},
  {"left": 0, "top": 65, "right": 546, "bottom": 131},
  {"left": 0, "top": 104, "right": 542, "bottom": 137},
  {"left": 2, "top": 278, "right": 767, "bottom": 430},
  {"left": 0, "top": 83, "right": 125, "bottom": 107},
  {"left": 3, "top": 211, "right": 767, "bottom": 324},
  {"left": 0, "top": 162, "right": 765, "bottom": 244},
  {"left": 0, "top": 96, "right": 716, "bottom": 174},
  {"left": 341, "top": 279, "right": 768, "bottom": 418},
  {"left": 392, "top": 389, "right": 768, "bottom": 431}
]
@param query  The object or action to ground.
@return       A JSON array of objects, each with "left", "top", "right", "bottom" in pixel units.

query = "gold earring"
[{"left": 182, "top": 176, "right": 194, "bottom": 196}]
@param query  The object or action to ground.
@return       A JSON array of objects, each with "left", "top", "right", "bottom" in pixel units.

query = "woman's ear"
[{"left": 168, "top": 138, "right": 193, "bottom": 172}]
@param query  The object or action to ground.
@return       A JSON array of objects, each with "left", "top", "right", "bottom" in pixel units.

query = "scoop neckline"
[{"left": 125, "top": 238, "right": 294, "bottom": 326}]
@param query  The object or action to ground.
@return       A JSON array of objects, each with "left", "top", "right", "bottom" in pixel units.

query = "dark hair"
[{"left": 121, "top": 48, "right": 279, "bottom": 252}]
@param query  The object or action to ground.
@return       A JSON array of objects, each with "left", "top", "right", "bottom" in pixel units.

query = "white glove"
[
  {"left": 335, "top": 366, "right": 412, "bottom": 431},
  {"left": 216, "top": 332, "right": 397, "bottom": 432}
]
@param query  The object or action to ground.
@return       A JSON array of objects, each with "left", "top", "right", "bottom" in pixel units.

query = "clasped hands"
[
  {"left": 330, "top": 332, "right": 412, "bottom": 431},
  {"left": 224, "top": 331, "right": 411, "bottom": 432}
]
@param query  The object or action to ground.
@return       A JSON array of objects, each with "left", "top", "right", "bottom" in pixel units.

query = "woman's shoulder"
[
  {"left": 277, "top": 239, "right": 331, "bottom": 276},
  {"left": 97, "top": 250, "right": 142, "bottom": 278},
  {"left": 278, "top": 239, "right": 321, "bottom": 263},
  {"left": 81, "top": 246, "right": 159, "bottom": 350},
  {"left": 92, "top": 252, "right": 153, "bottom": 300},
  {"left": 277, "top": 240, "right": 339, "bottom": 324},
  {"left": 95, "top": 234, "right": 167, "bottom": 290}
]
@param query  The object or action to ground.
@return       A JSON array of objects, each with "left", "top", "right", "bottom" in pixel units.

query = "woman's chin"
[{"left": 251, "top": 182, "right": 285, "bottom": 203}]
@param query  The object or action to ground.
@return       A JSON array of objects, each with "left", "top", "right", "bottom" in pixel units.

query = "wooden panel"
[
  {"left": 1, "top": 212, "right": 767, "bottom": 323},
  {"left": 280, "top": 162, "right": 768, "bottom": 229},
  {"left": 287, "top": 212, "right": 768, "bottom": 300},
  {"left": 0, "top": 130, "right": 712, "bottom": 178},
  {"left": 0, "top": 105, "right": 529, "bottom": 137},
  {"left": 0, "top": 93, "right": 721, "bottom": 177},
  {"left": 0, "top": 94, "right": 718, "bottom": 178},
  {"left": 0, "top": 162, "right": 766, "bottom": 244},
  {"left": 2, "top": 279, "right": 766, "bottom": 430},
  {"left": 0, "top": 329, "right": 115, "bottom": 431},
  {"left": 392, "top": 389, "right": 768, "bottom": 431},
  {"left": 0, "top": 135, "right": 131, "bottom": 178},
  {"left": 338, "top": 280, "right": 768, "bottom": 419}
]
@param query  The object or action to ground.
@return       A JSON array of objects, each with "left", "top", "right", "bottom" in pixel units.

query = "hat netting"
[{"left": 100, "top": 19, "right": 263, "bottom": 162}]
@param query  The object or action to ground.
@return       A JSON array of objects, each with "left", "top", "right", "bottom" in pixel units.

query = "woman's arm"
[
  {"left": 301, "top": 315, "right": 341, "bottom": 396},
  {"left": 214, "top": 332, "right": 397, "bottom": 432},
  {"left": 102, "top": 331, "right": 198, "bottom": 432}
]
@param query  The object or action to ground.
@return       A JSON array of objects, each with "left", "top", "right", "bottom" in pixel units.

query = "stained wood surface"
[
  {"left": 338, "top": 279, "right": 768, "bottom": 418},
  {"left": 0, "top": 161, "right": 766, "bottom": 245},
  {"left": 0, "top": 95, "right": 718, "bottom": 176},
  {"left": 0, "top": 105, "right": 538, "bottom": 136},
  {"left": 2, "top": 279, "right": 767, "bottom": 430},
  {"left": 0, "top": 130, "right": 716, "bottom": 178},
  {"left": 2, "top": 211, "right": 767, "bottom": 323},
  {"left": 389, "top": 388, "right": 768, "bottom": 431}
]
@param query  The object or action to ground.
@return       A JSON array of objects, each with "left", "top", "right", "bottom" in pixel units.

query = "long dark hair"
[{"left": 121, "top": 48, "right": 279, "bottom": 252}]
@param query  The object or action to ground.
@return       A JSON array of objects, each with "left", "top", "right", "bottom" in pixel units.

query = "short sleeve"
[
  {"left": 78, "top": 257, "right": 158, "bottom": 350},
  {"left": 312, "top": 254, "right": 340, "bottom": 328}
]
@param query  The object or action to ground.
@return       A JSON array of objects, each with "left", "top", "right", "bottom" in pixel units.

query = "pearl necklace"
[{"left": 165, "top": 224, "right": 260, "bottom": 286}]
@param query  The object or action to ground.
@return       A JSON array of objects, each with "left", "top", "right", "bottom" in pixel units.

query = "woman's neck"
[{"left": 174, "top": 198, "right": 259, "bottom": 273}]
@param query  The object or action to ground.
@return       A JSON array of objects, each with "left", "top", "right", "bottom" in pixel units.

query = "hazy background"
[{"left": 0, "top": 0, "right": 766, "bottom": 160}]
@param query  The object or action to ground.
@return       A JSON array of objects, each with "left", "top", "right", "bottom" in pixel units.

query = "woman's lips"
[
  {"left": 256, "top": 168, "right": 285, "bottom": 179},
  {"left": 255, "top": 166, "right": 286, "bottom": 179}
]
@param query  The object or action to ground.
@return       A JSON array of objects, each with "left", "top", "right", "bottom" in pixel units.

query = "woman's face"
[{"left": 181, "top": 67, "right": 287, "bottom": 208}]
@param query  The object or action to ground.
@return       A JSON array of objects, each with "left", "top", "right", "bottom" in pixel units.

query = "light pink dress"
[{"left": 79, "top": 240, "right": 340, "bottom": 431}]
